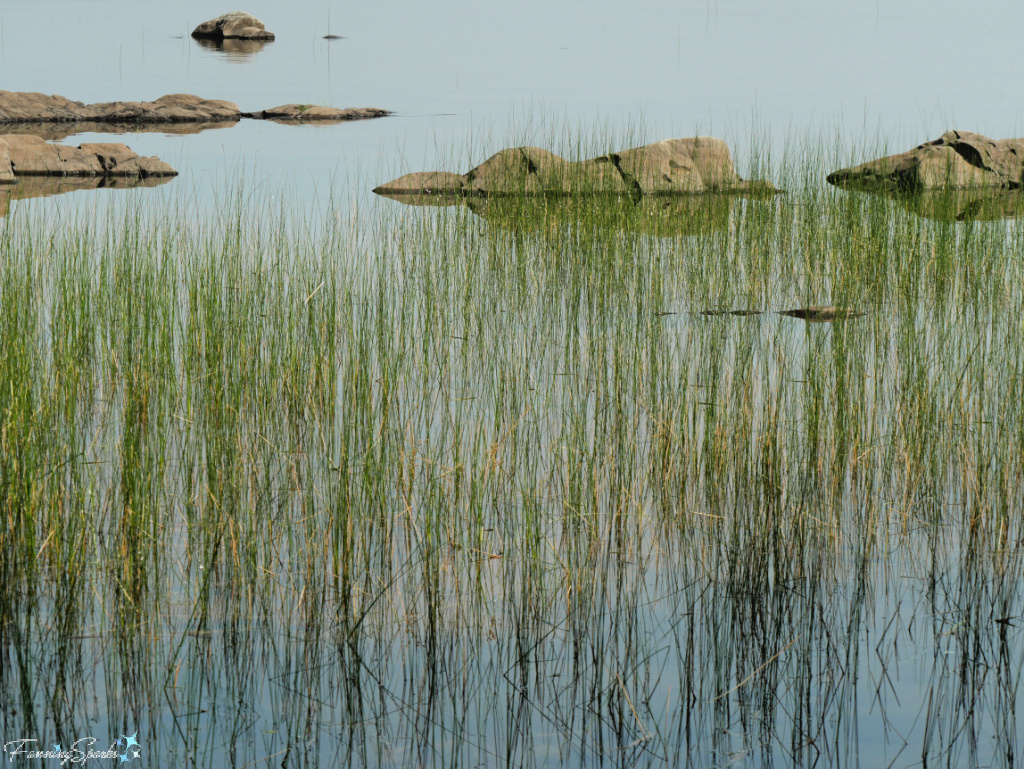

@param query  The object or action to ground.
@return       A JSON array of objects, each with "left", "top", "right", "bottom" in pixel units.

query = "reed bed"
[{"left": 0, "top": 133, "right": 1021, "bottom": 768}]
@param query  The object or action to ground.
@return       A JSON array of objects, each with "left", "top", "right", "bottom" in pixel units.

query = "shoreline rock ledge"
[
  {"left": 827, "top": 131, "right": 1024, "bottom": 192},
  {"left": 0, "top": 91, "right": 240, "bottom": 125},
  {"left": 191, "top": 12, "right": 274, "bottom": 41},
  {"left": 374, "top": 138, "right": 777, "bottom": 197},
  {"left": 0, "top": 136, "right": 176, "bottom": 182},
  {"left": 0, "top": 91, "right": 391, "bottom": 128}
]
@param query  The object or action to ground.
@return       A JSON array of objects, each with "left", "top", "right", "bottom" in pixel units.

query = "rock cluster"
[
  {"left": 374, "top": 138, "right": 775, "bottom": 197},
  {"left": 0, "top": 135, "right": 176, "bottom": 182},
  {"left": 0, "top": 91, "right": 391, "bottom": 129},
  {"left": 0, "top": 91, "right": 241, "bottom": 125},
  {"left": 191, "top": 12, "right": 274, "bottom": 41},
  {"left": 827, "top": 131, "right": 1024, "bottom": 192}
]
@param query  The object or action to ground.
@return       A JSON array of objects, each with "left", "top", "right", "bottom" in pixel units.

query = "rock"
[
  {"left": 611, "top": 137, "right": 743, "bottom": 194},
  {"left": 0, "top": 135, "right": 177, "bottom": 178},
  {"left": 465, "top": 147, "right": 572, "bottom": 194},
  {"left": 373, "top": 171, "right": 465, "bottom": 196},
  {"left": 827, "top": 131, "right": 1024, "bottom": 192},
  {"left": 0, "top": 91, "right": 392, "bottom": 132},
  {"left": 191, "top": 12, "right": 274, "bottom": 40},
  {"left": 0, "top": 91, "right": 242, "bottom": 125},
  {"left": 374, "top": 138, "right": 776, "bottom": 197},
  {"left": 247, "top": 104, "right": 392, "bottom": 122},
  {"left": 700, "top": 309, "right": 763, "bottom": 317}
]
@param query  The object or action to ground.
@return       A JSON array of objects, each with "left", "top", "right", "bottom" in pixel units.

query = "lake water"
[
  {"left": 3, "top": 0, "right": 1024, "bottom": 213},
  {"left": 1, "top": 3, "right": 1023, "bottom": 768}
]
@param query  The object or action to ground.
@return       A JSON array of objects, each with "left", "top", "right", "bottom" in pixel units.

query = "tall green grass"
[{"left": 0, "top": 129, "right": 1022, "bottom": 767}]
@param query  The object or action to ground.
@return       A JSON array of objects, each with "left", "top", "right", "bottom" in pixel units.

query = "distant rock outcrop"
[
  {"left": 0, "top": 91, "right": 391, "bottom": 131},
  {"left": 0, "top": 135, "right": 176, "bottom": 180},
  {"left": 827, "top": 131, "right": 1024, "bottom": 192},
  {"left": 191, "top": 12, "right": 275, "bottom": 41},
  {"left": 245, "top": 104, "right": 392, "bottom": 122},
  {"left": 374, "top": 138, "right": 776, "bottom": 197},
  {"left": 0, "top": 91, "right": 241, "bottom": 125}
]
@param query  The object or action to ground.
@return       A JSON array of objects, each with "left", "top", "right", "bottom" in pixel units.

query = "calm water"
[
  {"left": 1, "top": 3, "right": 1023, "bottom": 768},
  {"left": 2, "top": 0, "right": 1024, "bottom": 213}
]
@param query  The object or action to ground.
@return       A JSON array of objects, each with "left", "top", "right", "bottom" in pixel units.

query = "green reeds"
[{"left": 0, "top": 127, "right": 1022, "bottom": 767}]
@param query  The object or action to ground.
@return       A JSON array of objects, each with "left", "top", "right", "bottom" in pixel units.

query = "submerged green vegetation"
[{"left": 0, "top": 132, "right": 1022, "bottom": 767}]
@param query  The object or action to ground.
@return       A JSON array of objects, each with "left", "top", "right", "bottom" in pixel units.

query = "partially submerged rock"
[
  {"left": 375, "top": 138, "right": 777, "bottom": 198},
  {"left": 779, "top": 306, "right": 865, "bottom": 323},
  {"left": 700, "top": 309, "right": 763, "bottom": 317},
  {"left": 0, "top": 91, "right": 241, "bottom": 125},
  {"left": 827, "top": 131, "right": 1024, "bottom": 193},
  {"left": 0, "top": 135, "right": 176, "bottom": 179},
  {"left": 246, "top": 104, "right": 392, "bottom": 122},
  {"left": 191, "top": 12, "right": 274, "bottom": 40}
]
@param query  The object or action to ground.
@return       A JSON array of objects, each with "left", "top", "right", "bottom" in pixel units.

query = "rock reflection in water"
[
  {"left": 901, "top": 187, "right": 1024, "bottom": 222},
  {"left": 376, "top": 190, "right": 755, "bottom": 238},
  {"left": 193, "top": 36, "right": 273, "bottom": 60},
  {"left": 0, "top": 120, "right": 239, "bottom": 142},
  {"left": 0, "top": 175, "right": 174, "bottom": 216},
  {"left": 843, "top": 185, "right": 1024, "bottom": 223}
]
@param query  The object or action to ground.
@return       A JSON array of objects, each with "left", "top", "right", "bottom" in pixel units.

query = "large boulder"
[
  {"left": 0, "top": 135, "right": 177, "bottom": 178},
  {"left": 613, "top": 137, "right": 743, "bottom": 194},
  {"left": 0, "top": 91, "right": 241, "bottom": 125},
  {"left": 374, "top": 138, "right": 773, "bottom": 197},
  {"left": 827, "top": 131, "right": 1024, "bottom": 192},
  {"left": 191, "top": 12, "right": 274, "bottom": 40}
]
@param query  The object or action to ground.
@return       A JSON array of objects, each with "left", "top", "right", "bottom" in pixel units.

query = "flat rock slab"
[
  {"left": 0, "top": 135, "right": 177, "bottom": 179},
  {"left": 192, "top": 12, "right": 274, "bottom": 40},
  {"left": 375, "top": 138, "right": 777, "bottom": 197},
  {"left": 0, "top": 91, "right": 241, "bottom": 124},
  {"left": 246, "top": 104, "right": 392, "bottom": 122},
  {"left": 0, "top": 91, "right": 391, "bottom": 131},
  {"left": 827, "top": 130, "right": 1024, "bottom": 192}
]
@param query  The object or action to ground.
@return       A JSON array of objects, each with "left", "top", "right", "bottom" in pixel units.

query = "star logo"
[
  {"left": 53, "top": 744, "right": 61, "bottom": 753},
  {"left": 115, "top": 731, "right": 142, "bottom": 763}
]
